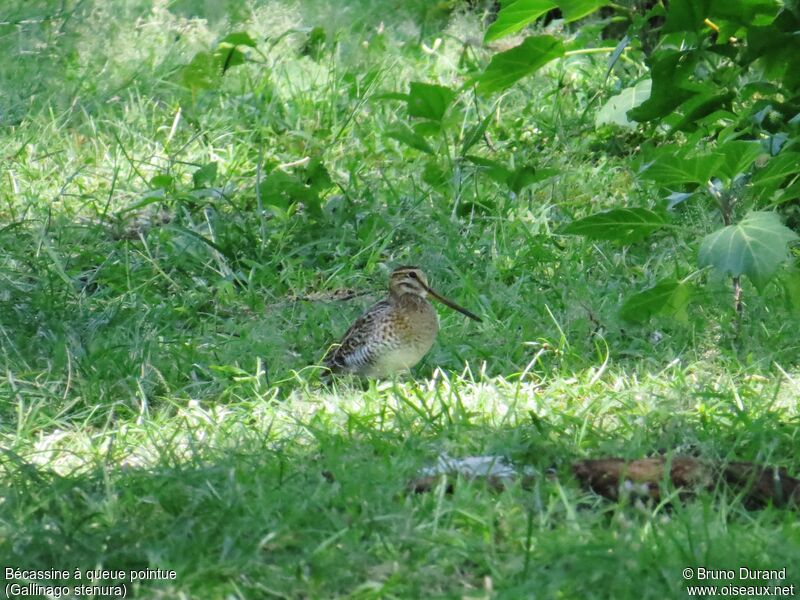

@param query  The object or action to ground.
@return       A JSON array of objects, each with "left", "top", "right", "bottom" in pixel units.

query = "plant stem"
[
  {"left": 563, "top": 47, "right": 627, "bottom": 57},
  {"left": 733, "top": 276, "right": 743, "bottom": 316}
]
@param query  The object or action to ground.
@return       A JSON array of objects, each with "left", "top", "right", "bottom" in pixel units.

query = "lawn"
[{"left": 1, "top": 0, "right": 799, "bottom": 598}]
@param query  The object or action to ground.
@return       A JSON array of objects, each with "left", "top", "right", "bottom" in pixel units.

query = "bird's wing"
[{"left": 323, "top": 300, "right": 392, "bottom": 373}]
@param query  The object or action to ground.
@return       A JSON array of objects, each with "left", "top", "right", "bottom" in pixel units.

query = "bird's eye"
[{"left": 408, "top": 272, "right": 418, "bottom": 279}]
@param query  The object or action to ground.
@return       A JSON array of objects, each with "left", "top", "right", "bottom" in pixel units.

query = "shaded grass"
[{"left": 3, "top": 373, "right": 799, "bottom": 597}]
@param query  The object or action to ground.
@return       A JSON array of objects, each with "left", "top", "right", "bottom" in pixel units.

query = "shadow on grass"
[{"left": 2, "top": 402, "right": 799, "bottom": 599}]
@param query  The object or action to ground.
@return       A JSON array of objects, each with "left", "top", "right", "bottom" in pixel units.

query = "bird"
[{"left": 322, "top": 266, "right": 482, "bottom": 377}]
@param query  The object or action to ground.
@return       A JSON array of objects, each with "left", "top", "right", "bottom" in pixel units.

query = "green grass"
[{"left": 1, "top": 0, "right": 799, "bottom": 598}]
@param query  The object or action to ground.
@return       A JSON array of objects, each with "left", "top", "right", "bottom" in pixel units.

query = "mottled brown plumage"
[{"left": 323, "top": 267, "right": 481, "bottom": 377}]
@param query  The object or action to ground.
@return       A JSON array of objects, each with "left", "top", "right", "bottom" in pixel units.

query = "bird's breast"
[{"left": 365, "top": 298, "right": 438, "bottom": 376}]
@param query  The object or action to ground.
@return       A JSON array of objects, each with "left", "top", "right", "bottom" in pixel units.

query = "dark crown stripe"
[{"left": 392, "top": 265, "right": 420, "bottom": 273}]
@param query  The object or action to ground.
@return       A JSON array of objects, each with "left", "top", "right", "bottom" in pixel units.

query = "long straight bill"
[{"left": 425, "top": 286, "right": 483, "bottom": 322}]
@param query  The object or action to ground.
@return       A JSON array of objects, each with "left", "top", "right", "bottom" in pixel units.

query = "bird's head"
[
  {"left": 389, "top": 266, "right": 482, "bottom": 322},
  {"left": 389, "top": 266, "right": 429, "bottom": 298}
]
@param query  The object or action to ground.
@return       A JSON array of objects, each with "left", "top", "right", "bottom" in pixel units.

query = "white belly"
[{"left": 363, "top": 338, "right": 436, "bottom": 377}]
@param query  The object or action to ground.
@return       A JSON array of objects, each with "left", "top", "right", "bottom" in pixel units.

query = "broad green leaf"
[
  {"left": 407, "top": 82, "right": 456, "bottom": 121},
  {"left": 372, "top": 92, "right": 410, "bottom": 102},
  {"left": 557, "top": 0, "right": 606, "bottom": 22},
  {"left": 628, "top": 50, "right": 701, "bottom": 122},
  {"left": 484, "top": 0, "right": 557, "bottom": 42},
  {"left": 305, "top": 158, "right": 333, "bottom": 193},
  {"left": 666, "top": 90, "right": 735, "bottom": 133},
  {"left": 258, "top": 171, "right": 304, "bottom": 211},
  {"left": 477, "top": 35, "right": 565, "bottom": 94},
  {"left": 465, "top": 155, "right": 512, "bottom": 184},
  {"left": 781, "top": 268, "right": 800, "bottom": 314},
  {"left": 774, "top": 181, "right": 800, "bottom": 206},
  {"left": 714, "top": 140, "right": 765, "bottom": 181},
  {"left": 507, "top": 166, "right": 558, "bottom": 193},
  {"left": 561, "top": 208, "right": 668, "bottom": 243},
  {"left": 746, "top": 23, "right": 800, "bottom": 89},
  {"left": 698, "top": 211, "right": 799, "bottom": 291},
  {"left": 713, "top": 0, "right": 780, "bottom": 28},
  {"left": 413, "top": 120, "right": 442, "bottom": 137},
  {"left": 422, "top": 161, "right": 448, "bottom": 188},
  {"left": 693, "top": 109, "right": 737, "bottom": 132},
  {"left": 215, "top": 33, "right": 257, "bottom": 72},
  {"left": 192, "top": 162, "right": 218, "bottom": 189},
  {"left": 215, "top": 45, "right": 247, "bottom": 72},
  {"left": 180, "top": 51, "right": 220, "bottom": 90},
  {"left": 385, "top": 123, "right": 435, "bottom": 155},
  {"left": 663, "top": 0, "right": 711, "bottom": 33},
  {"left": 219, "top": 32, "right": 257, "bottom": 48},
  {"left": 639, "top": 152, "right": 722, "bottom": 186},
  {"left": 257, "top": 160, "right": 330, "bottom": 218},
  {"left": 620, "top": 279, "right": 694, "bottom": 323},
  {"left": 302, "top": 26, "right": 327, "bottom": 60},
  {"left": 751, "top": 152, "right": 800, "bottom": 199},
  {"left": 464, "top": 156, "right": 556, "bottom": 190},
  {"left": 595, "top": 79, "right": 651, "bottom": 128},
  {"left": 180, "top": 33, "right": 255, "bottom": 90},
  {"left": 740, "top": 81, "right": 783, "bottom": 98},
  {"left": 150, "top": 174, "right": 176, "bottom": 190}
]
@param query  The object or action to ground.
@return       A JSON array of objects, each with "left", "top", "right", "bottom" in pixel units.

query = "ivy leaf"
[
  {"left": 698, "top": 211, "right": 799, "bottom": 291},
  {"left": 620, "top": 279, "right": 694, "bottom": 323},
  {"left": 484, "top": 0, "right": 558, "bottom": 42},
  {"left": 560, "top": 208, "right": 668, "bottom": 243},
  {"left": 477, "top": 35, "right": 565, "bottom": 94},
  {"left": 407, "top": 82, "right": 456, "bottom": 121}
]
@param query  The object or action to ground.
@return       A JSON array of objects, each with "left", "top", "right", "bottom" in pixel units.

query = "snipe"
[{"left": 323, "top": 266, "right": 482, "bottom": 377}]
